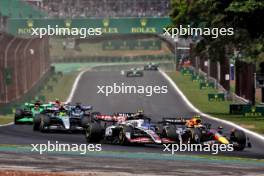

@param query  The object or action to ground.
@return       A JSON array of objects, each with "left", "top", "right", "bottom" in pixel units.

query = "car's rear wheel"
[
  {"left": 85, "top": 123, "right": 103, "bottom": 143},
  {"left": 14, "top": 109, "right": 23, "bottom": 125},
  {"left": 163, "top": 125, "right": 178, "bottom": 140},
  {"left": 33, "top": 114, "right": 42, "bottom": 131}
]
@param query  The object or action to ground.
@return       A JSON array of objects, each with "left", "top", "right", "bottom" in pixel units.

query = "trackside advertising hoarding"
[{"left": 7, "top": 17, "right": 171, "bottom": 36}]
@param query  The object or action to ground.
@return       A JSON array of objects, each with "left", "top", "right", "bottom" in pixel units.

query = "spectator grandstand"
[{"left": 29, "top": 0, "right": 170, "bottom": 18}]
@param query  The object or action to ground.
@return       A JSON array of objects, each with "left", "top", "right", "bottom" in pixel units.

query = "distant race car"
[
  {"left": 84, "top": 111, "right": 176, "bottom": 145},
  {"left": 144, "top": 63, "right": 159, "bottom": 71},
  {"left": 14, "top": 101, "right": 51, "bottom": 124},
  {"left": 126, "top": 68, "right": 144, "bottom": 77},
  {"left": 33, "top": 103, "right": 93, "bottom": 132}
]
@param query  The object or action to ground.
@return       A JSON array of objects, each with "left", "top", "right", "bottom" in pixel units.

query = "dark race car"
[
  {"left": 14, "top": 101, "right": 52, "bottom": 124},
  {"left": 144, "top": 63, "right": 159, "bottom": 71},
  {"left": 125, "top": 68, "right": 144, "bottom": 77},
  {"left": 34, "top": 103, "right": 93, "bottom": 132},
  {"left": 158, "top": 117, "right": 251, "bottom": 151}
]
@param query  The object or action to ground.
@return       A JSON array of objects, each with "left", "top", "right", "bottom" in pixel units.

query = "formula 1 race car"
[
  {"left": 126, "top": 68, "right": 144, "bottom": 77},
  {"left": 85, "top": 112, "right": 250, "bottom": 150},
  {"left": 144, "top": 63, "right": 159, "bottom": 71},
  {"left": 158, "top": 117, "right": 250, "bottom": 151},
  {"left": 84, "top": 111, "right": 175, "bottom": 145},
  {"left": 33, "top": 103, "right": 93, "bottom": 132},
  {"left": 14, "top": 101, "right": 52, "bottom": 124}
]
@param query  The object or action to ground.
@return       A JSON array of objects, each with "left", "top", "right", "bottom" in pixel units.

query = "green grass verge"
[
  {"left": 0, "top": 71, "right": 78, "bottom": 125},
  {"left": 0, "top": 115, "right": 13, "bottom": 125},
  {"left": 167, "top": 71, "right": 264, "bottom": 134},
  {"left": 39, "top": 71, "right": 78, "bottom": 102}
]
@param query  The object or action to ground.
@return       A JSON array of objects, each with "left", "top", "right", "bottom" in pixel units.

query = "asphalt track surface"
[{"left": 0, "top": 66, "right": 264, "bottom": 175}]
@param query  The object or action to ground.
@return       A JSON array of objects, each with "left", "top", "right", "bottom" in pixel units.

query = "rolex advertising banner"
[
  {"left": 102, "top": 40, "right": 161, "bottom": 50},
  {"left": 7, "top": 17, "right": 171, "bottom": 36}
]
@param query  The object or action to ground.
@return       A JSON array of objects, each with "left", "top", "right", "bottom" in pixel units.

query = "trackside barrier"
[
  {"left": 53, "top": 54, "right": 174, "bottom": 63},
  {"left": 200, "top": 82, "right": 215, "bottom": 89},
  {"left": 230, "top": 104, "right": 264, "bottom": 116},
  {"left": 208, "top": 93, "right": 225, "bottom": 101},
  {"left": 191, "top": 74, "right": 204, "bottom": 82}
]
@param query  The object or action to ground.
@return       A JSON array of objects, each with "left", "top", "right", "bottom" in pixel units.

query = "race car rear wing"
[
  {"left": 64, "top": 104, "right": 93, "bottom": 111},
  {"left": 93, "top": 115, "right": 127, "bottom": 122},
  {"left": 158, "top": 117, "right": 187, "bottom": 125},
  {"left": 115, "top": 112, "right": 136, "bottom": 117}
]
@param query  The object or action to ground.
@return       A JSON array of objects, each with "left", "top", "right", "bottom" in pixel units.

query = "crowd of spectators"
[{"left": 30, "top": 0, "right": 170, "bottom": 18}]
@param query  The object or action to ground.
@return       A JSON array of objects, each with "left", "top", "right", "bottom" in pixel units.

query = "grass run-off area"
[
  {"left": 167, "top": 71, "right": 264, "bottom": 134},
  {"left": 0, "top": 71, "right": 78, "bottom": 125}
]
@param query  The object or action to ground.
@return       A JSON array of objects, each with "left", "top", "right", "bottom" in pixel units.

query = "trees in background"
[{"left": 170, "top": 0, "right": 264, "bottom": 102}]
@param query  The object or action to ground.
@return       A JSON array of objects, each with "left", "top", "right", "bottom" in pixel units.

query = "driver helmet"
[
  {"left": 55, "top": 98, "right": 61, "bottom": 105},
  {"left": 59, "top": 105, "right": 66, "bottom": 111},
  {"left": 75, "top": 103, "right": 82, "bottom": 110},
  {"left": 136, "top": 109, "right": 144, "bottom": 118},
  {"left": 34, "top": 101, "right": 41, "bottom": 109}
]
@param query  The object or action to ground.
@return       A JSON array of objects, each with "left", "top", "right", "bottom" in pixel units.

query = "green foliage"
[{"left": 170, "top": 0, "right": 264, "bottom": 63}]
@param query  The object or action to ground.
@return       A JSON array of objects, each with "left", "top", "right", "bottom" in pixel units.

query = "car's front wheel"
[
  {"left": 119, "top": 126, "right": 133, "bottom": 145},
  {"left": 85, "top": 123, "right": 103, "bottom": 143},
  {"left": 14, "top": 109, "right": 24, "bottom": 125},
  {"left": 40, "top": 115, "right": 50, "bottom": 133},
  {"left": 231, "top": 130, "right": 246, "bottom": 151}
]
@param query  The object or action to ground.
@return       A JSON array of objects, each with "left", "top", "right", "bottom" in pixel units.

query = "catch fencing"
[{"left": 0, "top": 32, "right": 50, "bottom": 104}]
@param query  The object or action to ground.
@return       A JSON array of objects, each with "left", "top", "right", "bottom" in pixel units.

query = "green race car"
[{"left": 14, "top": 101, "right": 52, "bottom": 124}]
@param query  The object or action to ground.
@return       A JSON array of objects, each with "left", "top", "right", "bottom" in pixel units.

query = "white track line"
[
  {"left": 0, "top": 122, "right": 14, "bottom": 127},
  {"left": 65, "top": 69, "right": 88, "bottom": 103},
  {"left": 2, "top": 68, "right": 264, "bottom": 143},
  {"left": 160, "top": 70, "right": 264, "bottom": 141}
]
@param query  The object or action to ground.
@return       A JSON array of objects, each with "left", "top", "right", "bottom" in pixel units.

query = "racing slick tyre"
[
  {"left": 119, "top": 126, "right": 133, "bottom": 145},
  {"left": 14, "top": 109, "right": 23, "bottom": 125},
  {"left": 81, "top": 116, "right": 90, "bottom": 128},
  {"left": 85, "top": 122, "right": 103, "bottom": 143},
  {"left": 33, "top": 114, "right": 42, "bottom": 131},
  {"left": 40, "top": 115, "right": 50, "bottom": 133},
  {"left": 231, "top": 130, "right": 246, "bottom": 151},
  {"left": 91, "top": 112, "right": 101, "bottom": 121},
  {"left": 191, "top": 128, "right": 202, "bottom": 143},
  {"left": 163, "top": 125, "right": 178, "bottom": 140}
]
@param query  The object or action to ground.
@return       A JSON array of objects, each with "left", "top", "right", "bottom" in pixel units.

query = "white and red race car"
[{"left": 84, "top": 112, "right": 176, "bottom": 145}]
